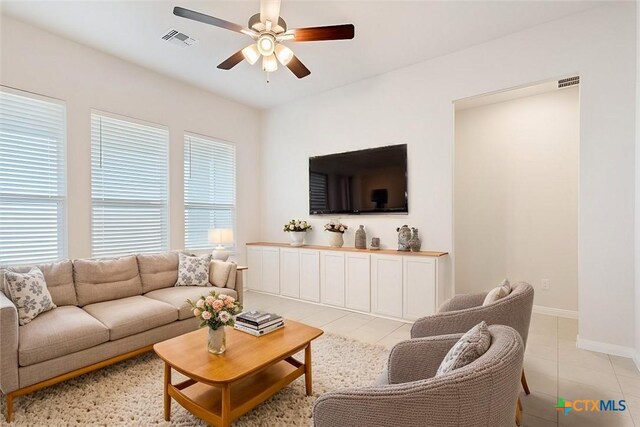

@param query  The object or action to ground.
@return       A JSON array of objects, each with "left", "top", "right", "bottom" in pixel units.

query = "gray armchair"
[{"left": 313, "top": 325, "right": 524, "bottom": 427}]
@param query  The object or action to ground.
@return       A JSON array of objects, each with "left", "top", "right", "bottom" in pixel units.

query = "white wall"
[
  {"left": 455, "top": 87, "right": 579, "bottom": 312},
  {"left": 635, "top": 1, "right": 640, "bottom": 367},
  {"left": 261, "top": 3, "right": 637, "bottom": 350},
  {"left": 0, "top": 16, "right": 261, "bottom": 264}
]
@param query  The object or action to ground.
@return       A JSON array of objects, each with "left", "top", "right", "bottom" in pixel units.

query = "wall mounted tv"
[{"left": 309, "top": 144, "right": 408, "bottom": 215}]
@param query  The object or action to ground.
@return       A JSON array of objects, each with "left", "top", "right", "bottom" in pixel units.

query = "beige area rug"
[{"left": 1, "top": 334, "right": 388, "bottom": 426}]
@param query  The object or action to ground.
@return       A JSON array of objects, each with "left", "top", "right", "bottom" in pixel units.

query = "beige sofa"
[{"left": 0, "top": 251, "right": 243, "bottom": 422}]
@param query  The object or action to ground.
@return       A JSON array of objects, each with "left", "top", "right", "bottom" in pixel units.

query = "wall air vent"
[
  {"left": 558, "top": 76, "right": 579, "bottom": 88},
  {"left": 161, "top": 28, "right": 198, "bottom": 47}
]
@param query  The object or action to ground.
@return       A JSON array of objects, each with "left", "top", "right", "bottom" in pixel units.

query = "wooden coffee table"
[{"left": 153, "top": 320, "right": 323, "bottom": 427}]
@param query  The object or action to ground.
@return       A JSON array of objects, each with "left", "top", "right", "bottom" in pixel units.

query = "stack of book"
[{"left": 234, "top": 311, "right": 284, "bottom": 336}]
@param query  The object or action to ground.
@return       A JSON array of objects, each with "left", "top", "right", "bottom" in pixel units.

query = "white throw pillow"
[
  {"left": 210, "top": 260, "right": 235, "bottom": 288},
  {"left": 175, "top": 253, "right": 212, "bottom": 287},
  {"left": 436, "top": 321, "right": 491, "bottom": 377},
  {"left": 482, "top": 279, "right": 511, "bottom": 306},
  {"left": 4, "top": 267, "right": 56, "bottom": 325}
]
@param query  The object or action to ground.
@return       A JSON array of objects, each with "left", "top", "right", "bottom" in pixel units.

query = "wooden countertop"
[{"left": 246, "top": 242, "right": 447, "bottom": 258}]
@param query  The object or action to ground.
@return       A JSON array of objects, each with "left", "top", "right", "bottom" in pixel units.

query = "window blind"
[
  {"left": 91, "top": 114, "right": 168, "bottom": 258},
  {"left": 0, "top": 89, "right": 66, "bottom": 266},
  {"left": 184, "top": 134, "right": 236, "bottom": 250}
]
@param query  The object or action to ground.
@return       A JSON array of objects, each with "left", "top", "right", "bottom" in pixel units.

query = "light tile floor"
[{"left": 244, "top": 291, "right": 640, "bottom": 426}]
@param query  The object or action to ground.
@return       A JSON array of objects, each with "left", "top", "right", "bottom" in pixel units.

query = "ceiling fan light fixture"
[
  {"left": 242, "top": 44, "right": 261, "bottom": 65},
  {"left": 257, "top": 34, "right": 276, "bottom": 56},
  {"left": 262, "top": 54, "right": 278, "bottom": 72},
  {"left": 274, "top": 43, "right": 294, "bottom": 65}
]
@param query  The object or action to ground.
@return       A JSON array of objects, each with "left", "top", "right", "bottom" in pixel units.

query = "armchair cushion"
[
  {"left": 435, "top": 321, "right": 490, "bottom": 376},
  {"left": 482, "top": 279, "right": 511, "bottom": 306},
  {"left": 4, "top": 267, "right": 56, "bottom": 326},
  {"left": 387, "top": 333, "right": 462, "bottom": 384}
]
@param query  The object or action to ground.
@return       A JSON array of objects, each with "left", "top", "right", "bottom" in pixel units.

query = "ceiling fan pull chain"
[{"left": 266, "top": 71, "right": 270, "bottom": 84}]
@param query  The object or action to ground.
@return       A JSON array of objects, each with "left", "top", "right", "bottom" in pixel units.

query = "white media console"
[{"left": 246, "top": 242, "right": 451, "bottom": 322}]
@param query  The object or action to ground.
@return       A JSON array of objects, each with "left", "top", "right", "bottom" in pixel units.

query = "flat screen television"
[{"left": 309, "top": 144, "right": 408, "bottom": 214}]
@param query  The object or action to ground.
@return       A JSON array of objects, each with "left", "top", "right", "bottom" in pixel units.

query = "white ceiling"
[{"left": 1, "top": 1, "right": 603, "bottom": 109}]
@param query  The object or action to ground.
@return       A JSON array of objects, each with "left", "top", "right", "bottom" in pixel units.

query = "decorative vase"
[
  {"left": 397, "top": 225, "right": 411, "bottom": 251},
  {"left": 409, "top": 228, "right": 422, "bottom": 252},
  {"left": 328, "top": 232, "right": 344, "bottom": 248},
  {"left": 288, "top": 231, "right": 306, "bottom": 247},
  {"left": 208, "top": 327, "right": 226, "bottom": 354},
  {"left": 355, "top": 225, "right": 366, "bottom": 249}
]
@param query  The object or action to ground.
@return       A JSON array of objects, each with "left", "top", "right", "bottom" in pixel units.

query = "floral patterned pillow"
[
  {"left": 435, "top": 321, "right": 491, "bottom": 377},
  {"left": 175, "top": 253, "right": 212, "bottom": 287},
  {"left": 4, "top": 267, "right": 56, "bottom": 326}
]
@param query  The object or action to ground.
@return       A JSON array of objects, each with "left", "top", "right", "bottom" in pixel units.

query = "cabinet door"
[
  {"left": 403, "top": 257, "right": 436, "bottom": 320},
  {"left": 299, "top": 249, "right": 320, "bottom": 302},
  {"left": 261, "top": 247, "right": 280, "bottom": 294},
  {"left": 345, "top": 253, "right": 371, "bottom": 312},
  {"left": 246, "top": 246, "right": 263, "bottom": 291},
  {"left": 371, "top": 254, "right": 403, "bottom": 318},
  {"left": 320, "top": 251, "right": 345, "bottom": 307},
  {"left": 280, "top": 248, "right": 300, "bottom": 298}
]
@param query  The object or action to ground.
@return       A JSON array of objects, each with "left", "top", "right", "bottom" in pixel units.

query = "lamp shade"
[{"left": 208, "top": 228, "right": 234, "bottom": 245}]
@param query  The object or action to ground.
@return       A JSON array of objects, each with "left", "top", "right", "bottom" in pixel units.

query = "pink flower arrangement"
[
  {"left": 324, "top": 220, "right": 348, "bottom": 234},
  {"left": 187, "top": 290, "right": 243, "bottom": 330}
]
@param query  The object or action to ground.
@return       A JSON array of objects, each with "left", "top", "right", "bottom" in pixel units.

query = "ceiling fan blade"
[
  {"left": 217, "top": 50, "right": 246, "bottom": 70},
  {"left": 290, "top": 24, "right": 355, "bottom": 42},
  {"left": 173, "top": 6, "right": 248, "bottom": 35},
  {"left": 286, "top": 55, "right": 311, "bottom": 79},
  {"left": 260, "top": 0, "right": 281, "bottom": 26}
]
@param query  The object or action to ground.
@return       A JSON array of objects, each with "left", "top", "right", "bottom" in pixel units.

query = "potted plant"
[
  {"left": 188, "top": 291, "right": 243, "bottom": 354},
  {"left": 283, "top": 219, "right": 312, "bottom": 246},
  {"left": 324, "top": 220, "right": 348, "bottom": 248}
]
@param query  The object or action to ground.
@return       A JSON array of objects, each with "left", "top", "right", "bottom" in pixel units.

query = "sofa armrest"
[
  {"left": 387, "top": 334, "right": 462, "bottom": 384},
  {"left": 437, "top": 292, "right": 487, "bottom": 313},
  {"left": 234, "top": 266, "right": 246, "bottom": 304},
  {"left": 0, "top": 291, "right": 19, "bottom": 393}
]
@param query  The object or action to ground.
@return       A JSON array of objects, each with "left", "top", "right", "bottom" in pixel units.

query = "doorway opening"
[{"left": 453, "top": 78, "right": 580, "bottom": 319}]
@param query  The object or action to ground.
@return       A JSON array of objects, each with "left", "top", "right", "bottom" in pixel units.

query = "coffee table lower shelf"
[{"left": 165, "top": 357, "right": 307, "bottom": 427}]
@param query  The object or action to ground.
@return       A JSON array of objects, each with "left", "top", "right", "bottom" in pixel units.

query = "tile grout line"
[{"left": 556, "top": 316, "right": 560, "bottom": 426}]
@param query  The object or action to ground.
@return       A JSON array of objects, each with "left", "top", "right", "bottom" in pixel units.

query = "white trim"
[
  {"left": 576, "top": 336, "right": 637, "bottom": 358},
  {"left": 532, "top": 305, "right": 578, "bottom": 319},
  {"left": 634, "top": 350, "right": 640, "bottom": 373}
]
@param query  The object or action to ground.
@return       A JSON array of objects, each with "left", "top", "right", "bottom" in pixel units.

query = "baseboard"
[
  {"left": 532, "top": 305, "right": 578, "bottom": 319},
  {"left": 576, "top": 336, "right": 637, "bottom": 358},
  {"left": 634, "top": 350, "right": 640, "bottom": 372}
]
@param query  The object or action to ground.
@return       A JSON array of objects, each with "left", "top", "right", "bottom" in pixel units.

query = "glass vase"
[{"left": 208, "top": 327, "right": 226, "bottom": 354}]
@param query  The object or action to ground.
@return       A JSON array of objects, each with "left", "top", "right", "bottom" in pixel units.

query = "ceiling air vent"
[
  {"left": 161, "top": 28, "right": 198, "bottom": 47},
  {"left": 558, "top": 76, "right": 579, "bottom": 88}
]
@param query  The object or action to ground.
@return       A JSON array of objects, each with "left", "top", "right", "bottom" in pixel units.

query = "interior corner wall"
[
  {"left": 260, "top": 3, "right": 637, "bottom": 350},
  {"left": 635, "top": 0, "right": 640, "bottom": 366},
  {"left": 454, "top": 87, "right": 579, "bottom": 312},
  {"left": 0, "top": 15, "right": 262, "bottom": 264}
]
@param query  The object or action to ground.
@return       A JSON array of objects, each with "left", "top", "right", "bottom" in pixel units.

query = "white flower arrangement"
[
  {"left": 283, "top": 219, "right": 312, "bottom": 232},
  {"left": 187, "top": 290, "right": 243, "bottom": 330},
  {"left": 324, "top": 220, "right": 348, "bottom": 234}
]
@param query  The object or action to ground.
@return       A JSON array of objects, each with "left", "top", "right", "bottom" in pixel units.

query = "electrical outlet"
[{"left": 541, "top": 279, "right": 550, "bottom": 290}]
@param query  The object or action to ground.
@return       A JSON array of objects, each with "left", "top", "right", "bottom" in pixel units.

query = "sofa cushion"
[
  {"left": 482, "top": 279, "right": 511, "bottom": 306},
  {"left": 137, "top": 252, "right": 179, "bottom": 293},
  {"left": 176, "top": 253, "right": 212, "bottom": 287},
  {"left": 209, "top": 260, "right": 235, "bottom": 288},
  {"left": 83, "top": 296, "right": 177, "bottom": 341},
  {"left": 73, "top": 256, "right": 142, "bottom": 306},
  {"left": 18, "top": 306, "right": 109, "bottom": 366},
  {"left": 1, "top": 260, "right": 77, "bottom": 306},
  {"left": 145, "top": 286, "right": 238, "bottom": 320},
  {"left": 4, "top": 267, "right": 56, "bottom": 326}
]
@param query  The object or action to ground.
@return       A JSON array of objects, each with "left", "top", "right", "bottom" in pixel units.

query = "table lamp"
[{"left": 208, "top": 228, "right": 234, "bottom": 261}]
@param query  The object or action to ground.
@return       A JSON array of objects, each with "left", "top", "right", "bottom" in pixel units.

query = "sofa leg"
[
  {"left": 515, "top": 398, "right": 522, "bottom": 426},
  {"left": 6, "top": 393, "right": 13, "bottom": 423},
  {"left": 521, "top": 369, "right": 531, "bottom": 395}
]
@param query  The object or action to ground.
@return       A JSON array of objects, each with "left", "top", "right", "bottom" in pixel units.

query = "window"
[
  {"left": 0, "top": 88, "right": 66, "bottom": 265},
  {"left": 91, "top": 113, "right": 168, "bottom": 257},
  {"left": 184, "top": 134, "right": 236, "bottom": 250}
]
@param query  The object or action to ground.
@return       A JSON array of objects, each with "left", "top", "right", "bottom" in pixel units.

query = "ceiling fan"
[{"left": 173, "top": 0, "right": 355, "bottom": 79}]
